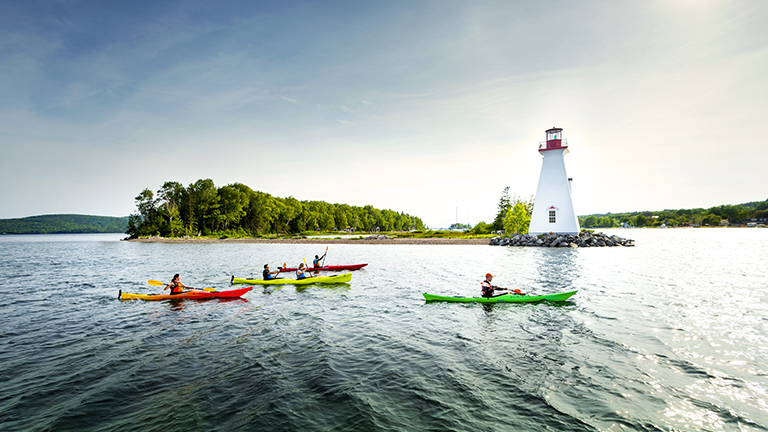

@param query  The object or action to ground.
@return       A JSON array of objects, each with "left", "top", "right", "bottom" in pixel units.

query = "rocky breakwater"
[{"left": 490, "top": 231, "right": 634, "bottom": 248}]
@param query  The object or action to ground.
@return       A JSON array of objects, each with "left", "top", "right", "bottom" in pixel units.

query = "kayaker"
[
  {"left": 296, "top": 263, "right": 313, "bottom": 280},
  {"left": 164, "top": 274, "right": 188, "bottom": 295},
  {"left": 312, "top": 251, "right": 327, "bottom": 268},
  {"left": 263, "top": 264, "right": 279, "bottom": 280},
  {"left": 481, "top": 273, "right": 509, "bottom": 298}
]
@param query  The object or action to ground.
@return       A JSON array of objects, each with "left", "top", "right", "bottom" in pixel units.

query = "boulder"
[{"left": 490, "top": 230, "right": 634, "bottom": 248}]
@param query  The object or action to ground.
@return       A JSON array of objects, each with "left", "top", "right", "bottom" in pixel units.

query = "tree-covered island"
[{"left": 126, "top": 179, "right": 426, "bottom": 239}]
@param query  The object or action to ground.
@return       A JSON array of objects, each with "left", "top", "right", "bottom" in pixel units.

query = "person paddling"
[
  {"left": 481, "top": 273, "right": 525, "bottom": 297},
  {"left": 313, "top": 251, "right": 327, "bottom": 268},
  {"left": 481, "top": 273, "right": 508, "bottom": 298},
  {"left": 263, "top": 264, "right": 279, "bottom": 280},
  {"left": 164, "top": 274, "right": 188, "bottom": 295},
  {"left": 296, "top": 263, "right": 313, "bottom": 280}
]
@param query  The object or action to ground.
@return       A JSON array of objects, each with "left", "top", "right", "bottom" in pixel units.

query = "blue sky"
[{"left": 2, "top": 0, "right": 766, "bottom": 227}]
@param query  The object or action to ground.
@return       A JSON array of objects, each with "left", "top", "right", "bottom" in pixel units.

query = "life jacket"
[
  {"left": 263, "top": 269, "right": 273, "bottom": 280},
  {"left": 481, "top": 281, "right": 494, "bottom": 297},
  {"left": 170, "top": 282, "right": 184, "bottom": 294}
]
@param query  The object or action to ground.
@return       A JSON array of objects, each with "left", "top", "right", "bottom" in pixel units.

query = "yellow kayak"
[{"left": 231, "top": 273, "right": 352, "bottom": 285}]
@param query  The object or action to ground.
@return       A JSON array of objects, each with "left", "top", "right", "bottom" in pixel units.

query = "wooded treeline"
[
  {"left": 468, "top": 186, "right": 534, "bottom": 235},
  {"left": 126, "top": 179, "right": 425, "bottom": 238},
  {"left": 579, "top": 199, "right": 768, "bottom": 228},
  {"left": 468, "top": 187, "right": 768, "bottom": 234},
  {"left": 0, "top": 214, "right": 129, "bottom": 234}
]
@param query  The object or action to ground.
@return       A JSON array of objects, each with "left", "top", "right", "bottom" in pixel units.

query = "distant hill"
[
  {"left": 578, "top": 198, "right": 768, "bottom": 228},
  {"left": 0, "top": 214, "right": 130, "bottom": 234}
]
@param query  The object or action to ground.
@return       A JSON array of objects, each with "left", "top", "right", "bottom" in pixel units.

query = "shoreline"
[{"left": 124, "top": 237, "right": 490, "bottom": 245}]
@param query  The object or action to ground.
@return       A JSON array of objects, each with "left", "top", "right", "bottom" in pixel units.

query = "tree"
[
  {"left": 635, "top": 214, "right": 647, "bottom": 227},
  {"left": 280, "top": 196, "right": 303, "bottom": 232},
  {"left": 242, "top": 190, "right": 277, "bottom": 234},
  {"left": 188, "top": 179, "right": 220, "bottom": 234},
  {"left": 218, "top": 184, "right": 249, "bottom": 231},
  {"left": 515, "top": 194, "right": 535, "bottom": 215},
  {"left": 471, "top": 221, "right": 492, "bottom": 234},
  {"left": 129, "top": 188, "right": 161, "bottom": 237},
  {"left": 597, "top": 216, "right": 614, "bottom": 227},
  {"left": 504, "top": 203, "right": 530, "bottom": 235},
  {"left": 703, "top": 214, "right": 721, "bottom": 226},
  {"left": 449, "top": 223, "right": 471, "bottom": 230},
  {"left": 492, "top": 186, "right": 512, "bottom": 231},
  {"left": 334, "top": 205, "right": 349, "bottom": 231},
  {"left": 157, "top": 181, "right": 186, "bottom": 237}
]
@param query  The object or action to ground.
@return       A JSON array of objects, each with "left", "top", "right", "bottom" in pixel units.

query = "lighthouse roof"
[{"left": 545, "top": 127, "right": 562, "bottom": 133}]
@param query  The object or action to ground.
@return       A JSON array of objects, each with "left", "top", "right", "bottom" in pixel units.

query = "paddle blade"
[{"left": 148, "top": 280, "right": 164, "bottom": 286}]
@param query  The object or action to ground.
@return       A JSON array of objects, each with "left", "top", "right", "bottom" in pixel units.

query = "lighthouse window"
[{"left": 549, "top": 210, "right": 556, "bottom": 223}]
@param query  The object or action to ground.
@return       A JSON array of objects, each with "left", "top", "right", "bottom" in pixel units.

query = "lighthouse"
[{"left": 528, "top": 127, "right": 580, "bottom": 235}]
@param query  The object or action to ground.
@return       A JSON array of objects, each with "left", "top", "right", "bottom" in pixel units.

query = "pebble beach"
[{"left": 125, "top": 237, "right": 490, "bottom": 245}]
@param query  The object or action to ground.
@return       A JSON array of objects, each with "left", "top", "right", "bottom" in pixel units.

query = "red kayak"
[
  {"left": 277, "top": 263, "right": 368, "bottom": 272},
  {"left": 119, "top": 287, "right": 252, "bottom": 301}
]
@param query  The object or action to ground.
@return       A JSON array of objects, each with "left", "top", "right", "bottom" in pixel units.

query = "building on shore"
[{"left": 528, "top": 127, "right": 580, "bottom": 235}]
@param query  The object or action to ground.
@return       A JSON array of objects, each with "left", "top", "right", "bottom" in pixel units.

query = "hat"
[{"left": 486, "top": 273, "right": 493, "bottom": 278}]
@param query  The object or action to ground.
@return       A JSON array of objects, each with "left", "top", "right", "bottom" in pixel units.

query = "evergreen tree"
[{"left": 492, "top": 186, "right": 511, "bottom": 231}]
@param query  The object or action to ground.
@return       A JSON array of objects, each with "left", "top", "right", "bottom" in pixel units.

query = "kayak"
[
  {"left": 277, "top": 263, "right": 368, "bottom": 272},
  {"left": 232, "top": 273, "right": 352, "bottom": 285},
  {"left": 422, "top": 290, "right": 577, "bottom": 303},
  {"left": 119, "top": 287, "right": 253, "bottom": 301}
]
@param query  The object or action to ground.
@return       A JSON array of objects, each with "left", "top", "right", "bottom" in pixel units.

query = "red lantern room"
[{"left": 539, "top": 127, "right": 568, "bottom": 151}]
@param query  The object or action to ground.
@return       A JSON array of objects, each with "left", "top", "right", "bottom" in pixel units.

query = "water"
[{"left": 1, "top": 229, "right": 766, "bottom": 431}]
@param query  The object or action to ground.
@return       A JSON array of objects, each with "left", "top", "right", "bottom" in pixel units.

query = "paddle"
[
  {"left": 494, "top": 285, "right": 525, "bottom": 295},
  {"left": 148, "top": 280, "right": 216, "bottom": 292},
  {"left": 484, "top": 281, "right": 525, "bottom": 296},
  {"left": 301, "top": 258, "right": 315, "bottom": 278},
  {"left": 321, "top": 246, "right": 328, "bottom": 267}
]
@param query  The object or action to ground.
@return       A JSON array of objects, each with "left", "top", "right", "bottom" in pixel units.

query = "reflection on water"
[
  {"left": 533, "top": 248, "right": 582, "bottom": 292},
  {"left": 295, "top": 283, "right": 351, "bottom": 293},
  {"left": 496, "top": 246, "right": 582, "bottom": 295}
]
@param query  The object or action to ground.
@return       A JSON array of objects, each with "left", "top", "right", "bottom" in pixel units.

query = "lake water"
[{"left": 1, "top": 229, "right": 766, "bottom": 431}]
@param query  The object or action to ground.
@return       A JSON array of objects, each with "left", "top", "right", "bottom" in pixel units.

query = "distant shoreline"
[{"left": 124, "top": 237, "right": 490, "bottom": 245}]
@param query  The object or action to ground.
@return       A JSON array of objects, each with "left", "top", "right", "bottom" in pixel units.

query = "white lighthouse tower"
[{"left": 528, "top": 127, "right": 580, "bottom": 235}]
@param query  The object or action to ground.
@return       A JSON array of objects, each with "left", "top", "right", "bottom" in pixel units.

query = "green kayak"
[
  {"left": 422, "top": 290, "right": 577, "bottom": 303},
  {"left": 232, "top": 273, "right": 352, "bottom": 285}
]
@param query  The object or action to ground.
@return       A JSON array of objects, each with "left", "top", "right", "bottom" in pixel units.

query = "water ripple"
[{"left": 1, "top": 232, "right": 767, "bottom": 431}]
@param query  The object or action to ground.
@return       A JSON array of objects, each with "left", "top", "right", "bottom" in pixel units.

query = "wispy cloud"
[{"left": 1, "top": 0, "right": 767, "bottom": 225}]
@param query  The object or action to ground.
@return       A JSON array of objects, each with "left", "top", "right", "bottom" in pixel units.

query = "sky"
[{"left": 1, "top": 0, "right": 766, "bottom": 228}]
